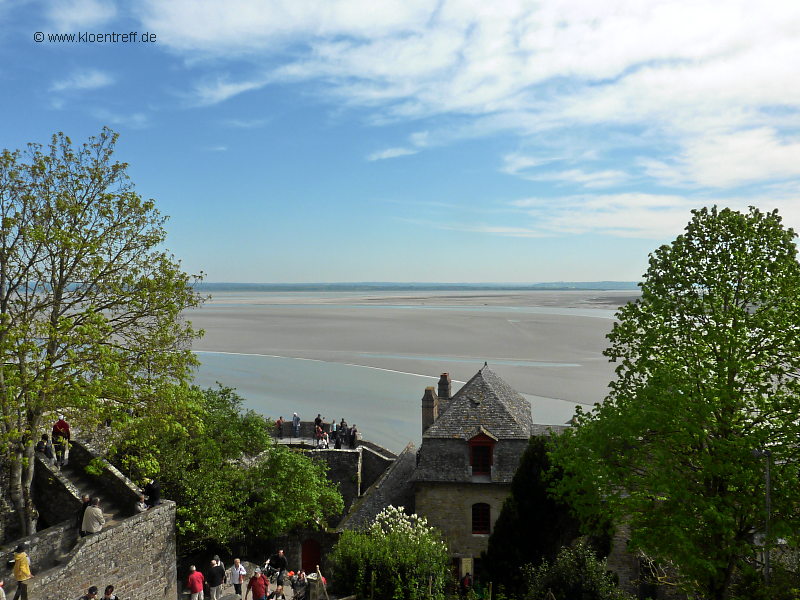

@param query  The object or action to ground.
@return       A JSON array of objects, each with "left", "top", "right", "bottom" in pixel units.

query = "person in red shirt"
[
  {"left": 52, "top": 415, "right": 71, "bottom": 467},
  {"left": 245, "top": 567, "right": 269, "bottom": 600},
  {"left": 187, "top": 565, "right": 205, "bottom": 600}
]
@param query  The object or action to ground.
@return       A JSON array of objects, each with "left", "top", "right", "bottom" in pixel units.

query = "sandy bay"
[{"left": 186, "top": 290, "right": 639, "bottom": 451}]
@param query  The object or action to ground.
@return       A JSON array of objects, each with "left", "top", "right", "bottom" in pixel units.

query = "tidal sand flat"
[{"left": 188, "top": 290, "right": 638, "bottom": 451}]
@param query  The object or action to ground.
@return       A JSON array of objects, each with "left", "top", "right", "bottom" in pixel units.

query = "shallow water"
[{"left": 193, "top": 351, "right": 591, "bottom": 452}]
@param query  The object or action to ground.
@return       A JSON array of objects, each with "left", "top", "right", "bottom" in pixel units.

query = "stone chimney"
[
  {"left": 421, "top": 386, "right": 439, "bottom": 434},
  {"left": 438, "top": 372, "right": 451, "bottom": 400}
]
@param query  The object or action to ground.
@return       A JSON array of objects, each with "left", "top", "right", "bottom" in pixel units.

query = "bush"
[
  {"left": 329, "top": 505, "right": 450, "bottom": 600},
  {"left": 523, "top": 542, "right": 634, "bottom": 600}
]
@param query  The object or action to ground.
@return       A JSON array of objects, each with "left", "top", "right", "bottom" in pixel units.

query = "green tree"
[
  {"left": 111, "top": 385, "right": 343, "bottom": 552},
  {"left": 0, "top": 129, "right": 202, "bottom": 535},
  {"left": 484, "top": 436, "right": 591, "bottom": 594},
  {"left": 552, "top": 207, "right": 800, "bottom": 600},
  {"left": 329, "top": 505, "right": 450, "bottom": 600},
  {"left": 523, "top": 542, "right": 634, "bottom": 600}
]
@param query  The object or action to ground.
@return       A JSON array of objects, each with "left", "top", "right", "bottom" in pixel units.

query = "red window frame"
[{"left": 468, "top": 433, "right": 495, "bottom": 476}]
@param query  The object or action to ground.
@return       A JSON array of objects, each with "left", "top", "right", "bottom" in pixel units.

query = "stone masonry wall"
[
  {"left": 359, "top": 446, "right": 394, "bottom": 492},
  {"left": 32, "top": 455, "right": 83, "bottom": 527},
  {"left": 28, "top": 501, "right": 178, "bottom": 600},
  {"left": 0, "top": 520, "right": 76, "bottom": 584},
  {"left": 68, "top": 441, "right": 141, "bottom": 517},
  {"left": 415, "top": 481, "right": 510, "bottom": 559},
  {"left": 303, "top": 449, "right": 361, "bottom": 522}
]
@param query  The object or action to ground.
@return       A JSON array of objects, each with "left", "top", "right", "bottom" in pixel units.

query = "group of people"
[
  {"left": 78, "top": 585, "right": 120, "bottom": 599},
  {"left": 274, "top": 413, "right": 359, "bottom": 448},
  {"left": 186, "top": 550, "right": 313, "bottom": 600},
  {"left": 315, "top": 415, "right": 358, "bottom": 449}
]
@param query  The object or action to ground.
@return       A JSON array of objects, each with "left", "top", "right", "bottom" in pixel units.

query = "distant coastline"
[{"left": 194, "top": 281, "right": 640, "bottom": 292}]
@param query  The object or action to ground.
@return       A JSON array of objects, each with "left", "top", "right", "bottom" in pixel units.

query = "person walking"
[
  {"left": 245, "top": 567, "right": 268, "bottom": 600},
  {"left": 229, "top": 558, "right": 247, "bottom": 598},
  {"left": 187, "top": 565, "right": 205, "bottom": 600},
  {"left": 207, "top": 558, "right": 226, "bottom": 600},
  {"left": 11, "top": 544, "right": 32, "bottom": 600},
  {"left": 52, "top": 414, "right": 71, "bottom": 467},
  {"left": 81, "top": 497, "right": 105, "bottom": 535},
  {"left": 275, "top": 416, "right": 284, "bottom": 439},
  {"left": 101, "top": 585, "right": 119, "bottom": 599},
  {"left": 79, "top": 586, "right": 98, "bottom": 600}
]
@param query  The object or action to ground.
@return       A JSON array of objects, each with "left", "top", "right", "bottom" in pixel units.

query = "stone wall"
[
  {"left": 67, "top": 442, "right": 140, "bottom": 517},
  {"left": 27, "top": 501, "right": 178, "bottom": 600},
  {"left": 303, "top": 449, "right": 361, "bottom": 522},
  {"left": 0, "top": 520, "right": 76, "bottom": 583},
  {"left": 414, "top": 481, "right": 510, "bottom": 559},
  {"left": 359, "top": 446, "right": 394, "bottom": 492},
  {"left": 32, "top": 455, "right": 83, "bottom": 527}
]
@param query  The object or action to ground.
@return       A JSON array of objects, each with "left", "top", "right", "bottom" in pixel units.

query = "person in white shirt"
[{"left": 229, "top": 558, "right": 247, "bottom": 598}]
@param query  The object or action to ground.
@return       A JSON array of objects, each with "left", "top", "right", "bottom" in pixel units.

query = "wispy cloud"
[
  {"left": 48, "top": 0, "right": 116, "bottom": 32},
  {"left": 366, "top": 147, "right": 418, "bottom": 161},
  {"left": 136, "top": 0, "right": 800, "bottom": 198},
  {"left": 191, "top": 77, "right": 268, "bottom": 106},
  {"left": 51, "top": 69, "right": 114, "bottom": 92},
  {"left": 222, "top": 118, "right": 270, "bottom": 129},
  {"left": 93, "top": 109, "right": 149, "bottom": 129}
]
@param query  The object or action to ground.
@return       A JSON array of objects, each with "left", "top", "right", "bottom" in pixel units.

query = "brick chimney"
[
  {"left": 421, "top": 386, "right": 439, "bottom": 434},
  {"left": 438, "top": 372, "right": 451, "bottom": 400}
]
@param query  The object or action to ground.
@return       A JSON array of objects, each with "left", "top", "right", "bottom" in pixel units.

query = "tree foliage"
[
  {"left": 523, "top": 542, "right": 634, "bottom": 600},
  {"left": 552, "top": 207, "right": 800, "bottom": 600},
  {"left": 0, "top": 129, "right": 202, "bottom": 535},
  {"left": 329, "top": 506, "right": 450, "bottom": 600},
  {"left": 484, "top": 435, "right": 592, "bottom": 594},
  {"left": 110, "top": 385, "right": 343, "bottom": 552}
]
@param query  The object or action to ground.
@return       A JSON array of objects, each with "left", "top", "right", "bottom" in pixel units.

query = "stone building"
[{"left": 413, "top": 364, "right": 537, "bottom": 577}]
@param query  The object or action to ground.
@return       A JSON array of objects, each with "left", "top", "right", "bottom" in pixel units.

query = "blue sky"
[{"left": 2, "top": 0, "right": 800, "bottom": 282}]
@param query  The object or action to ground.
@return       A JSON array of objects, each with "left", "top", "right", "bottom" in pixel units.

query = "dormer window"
[{"left": 468, "top": 432, "right": 495, "bottom": 476}]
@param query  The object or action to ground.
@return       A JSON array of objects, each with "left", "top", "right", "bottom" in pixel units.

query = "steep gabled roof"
[{"left": 423, "top": 365, "right": 533, "bottom": 440}]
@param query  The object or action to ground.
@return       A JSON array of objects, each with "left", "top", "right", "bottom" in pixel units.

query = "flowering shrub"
[{"left": 330, "top": 505, "right": 450, "bottom": 600}]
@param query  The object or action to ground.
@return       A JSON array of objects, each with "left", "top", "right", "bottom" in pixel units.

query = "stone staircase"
[{"left": 59, "top": 461, "right": 129, "bottom": 530}]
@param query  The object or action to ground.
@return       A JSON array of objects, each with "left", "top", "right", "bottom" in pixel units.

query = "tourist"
[
  {"left": 52, "top": 414, "right": 71, "bottom": 467},
  {"left": 81, "top": 497, "right": 105, "bottom": 535},
  {"left": 265, "top": 549, "right": 288, "bottom": 586},
  {"left": 79, "top": 586, "right": 98, "bottom": 599},
  {"left": 11, "top": 544, "right": 32, "bottom": 600},
  {"left": 35, "top": 434, "right": 55, "bottom": 466},
  {"left": 314, "top": 414, "right": 322, "bottom": 430},
  {"left": 187, "top": 565, "right": 205, "bottom": 600},
  {"left": 320, "top": 430, "right": 329, "bottom": 448},
  {"left": 135, "top": 494, "right": 148, "bottom": 513},
  {"left": 291, "top": 570, "right": 307, "bottom": 600},
  {"left": 229, "top": 558, "right": 247, "bottom": 598},
  {"left": 208, "top": 558, "right": 226, "bottom": 600},
  {"left": 77, "top": 494, "right": 91, "bottom": 536},
  {"left": 0, "top": 578, "right": 6, "bottom": 600},
  {"left": 349, "top": 424, "right": 358, "bottom": 448},
  {"left": 275, "top": 416, "right": 284, "bottom": 438},
  {"left": 291, "top": 412, "right": 300, "bottom": 437},
  {"left": 314, "top": 424, "right": 323, "bottom": 448},
  {"left": 101, "top": 585, "right": 119, "bottom": 599},
  {"left": 143, "top": 478, "right": 161, "bottom": 507},
  {"left": 245, "top": 567, "right": 268, "bottom": 600},
  {"left": 266, "top": 585, "right": 286, "bottom": 599}
]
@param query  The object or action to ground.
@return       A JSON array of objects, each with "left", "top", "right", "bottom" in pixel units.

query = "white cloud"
[
  {"left": 136, "top": 0, "right": 800, "bottom": 190},
  {"left": 51, "top": 69, "right": 114, "bottom": 92},
  {"left": 48, "top": 0, "right": 116, "bottom": 31},
  {"left": 366, "top": 147, "right": 418, "bottom": 161},
  {"left": 190, "top": 77, "right": 268, "bottom": 106},
  {"left": 93, "top": 109, "right": 149, "bottom": 129}
]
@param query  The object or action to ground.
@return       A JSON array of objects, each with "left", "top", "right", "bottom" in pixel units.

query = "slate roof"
[
  {"left": 423, "top": 365, "right": 533, "bottom": 440},
  {"left": 337, "top": 443, "right": 417, "bottom": 531}
]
